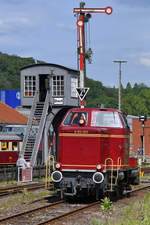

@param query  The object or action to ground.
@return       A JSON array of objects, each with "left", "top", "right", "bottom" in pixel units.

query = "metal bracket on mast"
[
  {"left": 74, "top": 6, "right": 113, "bottom": 15},
  {"left": 73, "top": 4, "right": 113, "bottom": 108}
]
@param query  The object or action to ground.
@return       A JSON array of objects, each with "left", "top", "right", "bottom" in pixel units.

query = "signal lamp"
[
  {"left": 139, "top": 115, "right": 147, "bottom": 123},
  {"left": 55, "top": 163, "right": 61, "bottom": 169},
  {"left": 86, "top": 13, "right": 91, "bottom": 19},
  {"left": 96, "top": 164, "right": 101, "bottom": 170},
  {"left": 84, "top": 13, "right": 92, "bottom": 23}
]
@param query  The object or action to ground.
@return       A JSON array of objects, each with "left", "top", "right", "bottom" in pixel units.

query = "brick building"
[{"left": 131, "top": 117, "right": 150, "bottom": 159}]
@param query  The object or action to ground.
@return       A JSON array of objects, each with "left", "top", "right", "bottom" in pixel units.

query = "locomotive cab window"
[
  {"left": 91, "top": 111, "right": 122, "bottom": 128},
  {"left": 120, "top": 113, "right": 129, "bottom": 128},
  {"left": 63, "top": 112, "right": 87, "bottom": 126}
]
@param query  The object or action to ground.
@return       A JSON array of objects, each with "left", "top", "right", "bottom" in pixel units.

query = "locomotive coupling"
[
  {"left": 51, "top": 171, "right": 63, "bottom": 182},
  {"left": 92, "top": 172, "right": 104, "bottom": 184}
]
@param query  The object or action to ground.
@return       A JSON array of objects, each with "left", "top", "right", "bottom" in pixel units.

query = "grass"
[
  {"left": 140, "top": 174, "right": 150, "bottom": 179},
  {"left": 0, "top": 177, "right": 46, "bottom": 187},
  {"left": 21, "top": 188, "right": 52, "bottom": 202},
  {"left": 92, "top": 192, "right": 150, "bottom": 225},
  {"left": 0, "top": 180, "right": 17, "bottom": 187},
  {"left": 0, "top": 189, "right": 52, "bottom": 214},
  {"left": 0, "top": 177, "right": 54, "bottom": 214}
]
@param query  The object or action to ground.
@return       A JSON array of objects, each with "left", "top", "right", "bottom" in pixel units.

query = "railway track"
[
  {"left": 0, "top": 167, "right": 149, "bottom": 198},
  {"left": 0, "top": 184, "right": 150, "bottom": 225},
  {"left": 0, "top": 182, "right": 48, "bottom": 197},
  {"left": 142, "top": 166, "right": 150, "bottom": 173}
]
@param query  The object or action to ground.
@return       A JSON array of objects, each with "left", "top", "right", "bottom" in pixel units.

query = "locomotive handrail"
[
  {"left": 104, "top": 158, "right": 114, "bottom": 191},
  {"left": 45, "top": 155, "right": 55, "bottom": 189},
  {"left": 50, "top": 155, "right": 55, "bottom": 170},
  {"left": 115, "top": 157, "right": 122, "bottom": 185},
  {"left": 45, "top": 156, "right": 50, "bottom": 189},
  {"left": 104, "top": 158, "right": 113, "bottom": 170}
]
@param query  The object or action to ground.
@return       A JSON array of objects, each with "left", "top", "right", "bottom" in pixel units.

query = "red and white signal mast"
[{"left": 73, "top": 2, "right": 113, "bottom": 107}]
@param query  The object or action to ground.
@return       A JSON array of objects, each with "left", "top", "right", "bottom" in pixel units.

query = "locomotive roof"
[{"left": 69, "top": 107, "right": 120, "bottom": 113}]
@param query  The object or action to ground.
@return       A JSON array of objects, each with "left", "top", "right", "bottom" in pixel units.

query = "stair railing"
[
  {"left": 30, "top": 91, "right": 50, "bottom": 167},
  {"left": 20, "top": 91, "right": 39, "bottom": 157}
]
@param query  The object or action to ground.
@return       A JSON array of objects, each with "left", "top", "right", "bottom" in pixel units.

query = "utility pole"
[
  {"left": 113, "top": 60, "right": 127, "bottom": 111},
  {"left": 74, "top": 3, "right": 113, "bottom": 108}
]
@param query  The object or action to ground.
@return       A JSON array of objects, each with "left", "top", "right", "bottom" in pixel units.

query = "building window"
[
  {"left": 52, "top": 76, "right": 64, "bottom": 96},
  {"left": 24, "top": 76, "right": 36, "bottom": 97},
  {"left": 71, "top": 77, "right": 78, "bottom": 98}
]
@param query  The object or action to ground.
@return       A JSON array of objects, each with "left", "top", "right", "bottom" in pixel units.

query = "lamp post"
[
  {"left": 139, "top": 115, "right": 147, "bottom": 162},
  {"left": 113, "top": 60, "right": 127, "bottom": 111}
]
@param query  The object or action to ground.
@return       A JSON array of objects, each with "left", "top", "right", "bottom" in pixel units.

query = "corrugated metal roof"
[
  {"left": 20, "top": 63, "right": 79, "bottom": 73},
  {"left": 0, "top": 101, "right": 28, "bottom": 125},
  {"left": 0, "top": 133, "right": 22, "bottom": 140}
]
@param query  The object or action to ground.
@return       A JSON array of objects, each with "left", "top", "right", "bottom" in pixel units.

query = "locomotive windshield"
[
  {"left": 91, "top": 111, "right": 122, "bottom": 128},
  {"left": 63, "top": 111, "right": 87, "bottom": 126}
]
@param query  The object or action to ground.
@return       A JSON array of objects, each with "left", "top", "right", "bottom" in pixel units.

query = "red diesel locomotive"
[{"left": 51, "top": 107, "right": 139, "bottom": 199}]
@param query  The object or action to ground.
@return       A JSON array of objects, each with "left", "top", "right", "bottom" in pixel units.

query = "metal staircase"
[{"left": 20, "top": 90, "right": 50, "bottom": 167}]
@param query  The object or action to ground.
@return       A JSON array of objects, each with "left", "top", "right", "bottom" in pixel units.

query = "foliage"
[
  {"left": 0, "top": 52, "right": 43, "bottom": 89},
  {"left": 100, "top": 197, "right": 112, "bottom": 211},
  {"left": 92, "top": 218, "right": 104, "bottom": 225},
  {"left": 22, "top": 188, "right": 29, "bottom": 200},
  {"left": 86, "top": 77, "right": 150, "bottom": 116},
  {"left": 93, "top": 192, "right": 150, "bottom": 225},
  {"left": 1, "top": 52, "right": 150, "bottom": 116},
  {"left": 0, "top": 189, "right": 51, "bottom": 213}
]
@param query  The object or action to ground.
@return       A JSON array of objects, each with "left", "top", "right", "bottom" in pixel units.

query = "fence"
[{"left": 0, "top": 166, "right": 46, "bottom": 183}]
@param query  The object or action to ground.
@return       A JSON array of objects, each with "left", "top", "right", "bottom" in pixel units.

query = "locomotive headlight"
[
  {"left": 96, "top": 164, "right": 101, "bottom": 170},
  {"left": 55, "top": 163, "right": 61, "bottom": 169}
]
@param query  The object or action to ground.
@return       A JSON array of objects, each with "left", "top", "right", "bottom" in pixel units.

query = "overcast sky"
[{"left": 0, "top": 0, "right": 150, "bottom": 88}]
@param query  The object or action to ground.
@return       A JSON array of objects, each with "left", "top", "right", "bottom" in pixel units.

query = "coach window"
[
  {"left": 24, "top": 76, "right": 36, "bottom": 97},
  {"left": 52, "top": 76, "right": 64, "bottom": 96},
  {"left": 1, "top": 141, "right": 9, "bottom": 150},
  {"left": 12, "top": 142, "right": 18, "bottom": 151}
]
